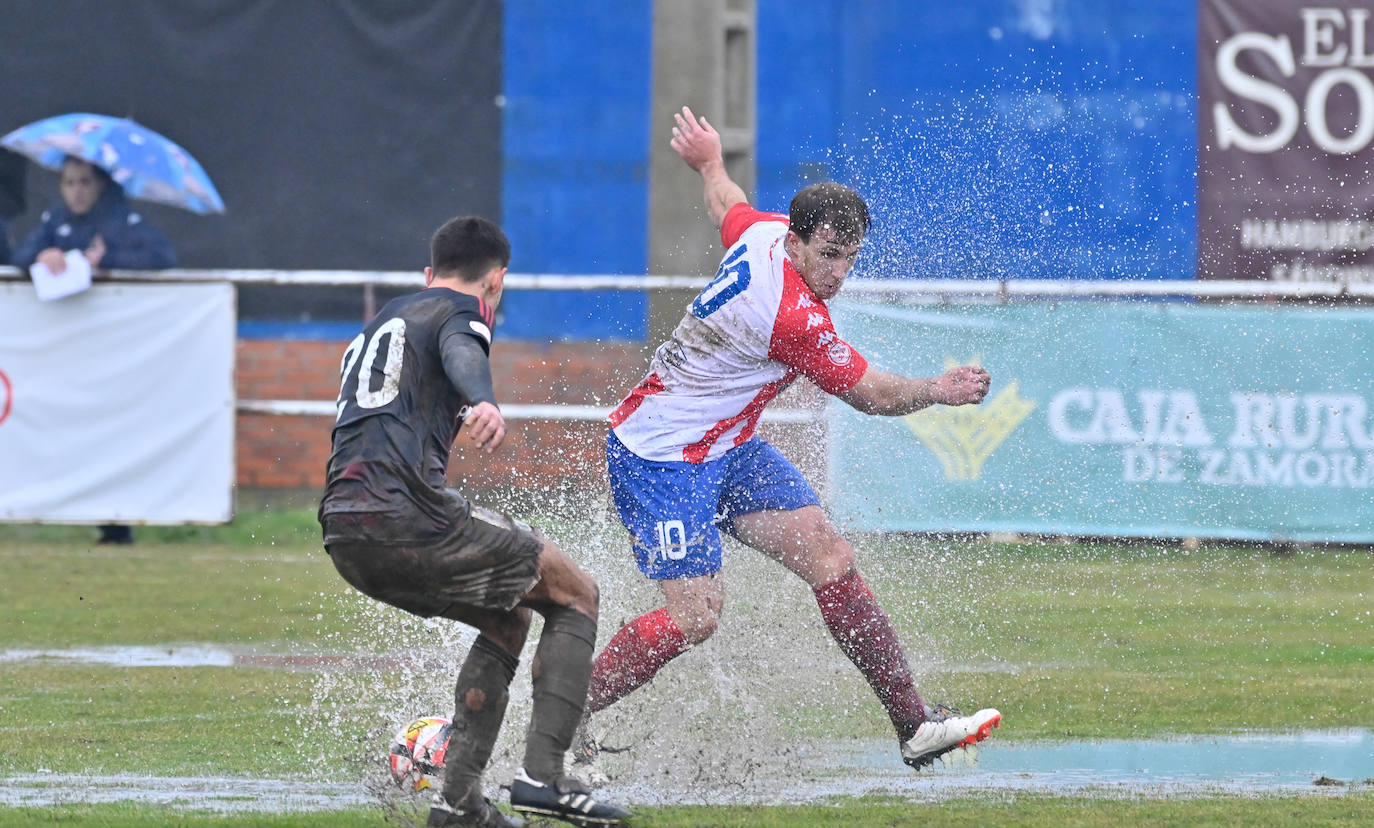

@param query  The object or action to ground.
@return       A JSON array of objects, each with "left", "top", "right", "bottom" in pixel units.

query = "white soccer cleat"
[{"left": 900, "top": 704, "right": 1002, "bottom": 770}]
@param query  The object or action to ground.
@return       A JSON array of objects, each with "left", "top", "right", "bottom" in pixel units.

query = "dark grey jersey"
[{"left": 319, "top": 288, "right": 496, "bottom": 535}]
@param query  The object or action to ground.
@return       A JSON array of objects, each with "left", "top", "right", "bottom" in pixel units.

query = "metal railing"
[
  {"left": 5, "top": 265, "right": 1374, "bottom": 297},
  {"left": 5, "top": 266, "right": 1371, "bottom": 422},
  {"left": 236, "top": 398, "right": 815, "bottom": 423}
]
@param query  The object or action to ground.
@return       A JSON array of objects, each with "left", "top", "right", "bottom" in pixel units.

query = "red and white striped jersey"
[{"left": 610, "top": 203, "right": 869, "bottom": 463}]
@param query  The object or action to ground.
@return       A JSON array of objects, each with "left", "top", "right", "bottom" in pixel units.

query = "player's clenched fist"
[
  {"left": 463, "top": 401, "right": 506, "bottom": 453},
  {"left": 934, "top": 365, "right": 991, "bottom": 406}
]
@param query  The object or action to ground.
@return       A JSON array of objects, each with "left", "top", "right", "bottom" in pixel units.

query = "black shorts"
[{"left": 322, "top": 502, "right": 543, "bottom": 617}]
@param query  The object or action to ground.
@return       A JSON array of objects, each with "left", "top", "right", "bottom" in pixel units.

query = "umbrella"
[{"left": 1, "top": 113, "right": 225, "bottom": 214}]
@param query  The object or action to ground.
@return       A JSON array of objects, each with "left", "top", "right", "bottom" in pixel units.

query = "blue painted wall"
[
  {"left": 500, "top": 0, "right": 1199, "bottom": 339},
  {"left": 500, "top": 1, "right": 652, "bottom": 340},
  {"left": 755, "top": 0, "right": 1198, "bottom": 281}
]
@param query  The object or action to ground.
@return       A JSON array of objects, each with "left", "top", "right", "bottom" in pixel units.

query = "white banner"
[{"left": 0, "top": 282, "right": 235, "bottom": 523}]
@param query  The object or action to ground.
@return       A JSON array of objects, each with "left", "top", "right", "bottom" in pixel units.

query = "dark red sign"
[
  {"left": 0, "top": 370, "right": 11, "bottom": 427},
  {"left": 1199, "top": 1, "right": 1374, "bottom": 283}
]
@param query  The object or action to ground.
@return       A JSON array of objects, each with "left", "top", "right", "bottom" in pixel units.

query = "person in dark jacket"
[
  {"left": 0, "top": 147, "right": 23, "bottom": 265},
  {"left": 11, "top": 156, "right": 176, "bottom": 272},
  {"left": 15, "top": 156, "right": 177, "bottom": 545}
]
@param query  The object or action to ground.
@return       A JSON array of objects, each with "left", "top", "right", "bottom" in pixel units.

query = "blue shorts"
[{"left": 606, "top": 430, "right": 821, "bottom": 580}]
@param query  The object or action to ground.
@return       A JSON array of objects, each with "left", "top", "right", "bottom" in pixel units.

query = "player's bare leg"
[
  {"left": 732, "top": 505, "right": 927, "bottom": 739},
  {"left": 584, "top": 573, "right": 720, "bottom": 714},
  {"left": 574, "top": 574, "right": 718, "bottom": 786},
  {"left": 661, "top": 573, "right": 725, "bottom": 643}
]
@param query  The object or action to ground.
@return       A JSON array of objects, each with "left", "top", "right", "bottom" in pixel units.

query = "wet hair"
[
  {"left": 430, "top": 215, "right": 511, "bottom": 282},
  {"left": 788, "top": 182, "right": 871, "bottom": 245}
]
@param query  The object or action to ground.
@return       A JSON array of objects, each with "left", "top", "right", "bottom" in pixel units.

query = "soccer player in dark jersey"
[{"left": 318, "top": 216, "right": 630, "bottom": 828}]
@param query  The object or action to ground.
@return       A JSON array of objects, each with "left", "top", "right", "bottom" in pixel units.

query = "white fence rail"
[
  {"left": 3, "top": 267, "right": 1370, "bottom": 422},
  {"left": 5, "top": 265, "right": 1374, "bottom": 297},
  {"left": 237, "top": 399, "right": 815, "bottom": 424}
]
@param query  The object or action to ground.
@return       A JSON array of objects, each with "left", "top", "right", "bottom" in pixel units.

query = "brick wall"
[
  {"left": 236, "top": 340, "right": 340, "bottom": 491},
  {"left": 236, "top": 338, "right": 828, "bottom": 506},
  {"left": 236, "top": 339, "right": 655, "bottom": 494}
]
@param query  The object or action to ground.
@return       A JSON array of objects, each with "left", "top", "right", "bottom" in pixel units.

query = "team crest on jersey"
[
  {"left": 655, "top": 339, "right": 687, "bottom": 369},
  {"left": 826, "top": 341, "right": 853, "bottom": 366}
]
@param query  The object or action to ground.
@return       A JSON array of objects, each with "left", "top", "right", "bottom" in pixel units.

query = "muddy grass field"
[{"left": 1, "top": 508, "right": 1371, "bottom": 825}]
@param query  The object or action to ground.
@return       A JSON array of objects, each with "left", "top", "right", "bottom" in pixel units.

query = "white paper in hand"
[{"left": 30, "top": 250, "right": 94, "bottom": 302}]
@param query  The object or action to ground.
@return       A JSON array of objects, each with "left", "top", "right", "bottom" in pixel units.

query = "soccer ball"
[{"left": 388, "top": 716, "right": 452, "bottom": 791}]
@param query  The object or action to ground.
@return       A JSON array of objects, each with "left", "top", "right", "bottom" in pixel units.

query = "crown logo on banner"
[{"left": 902, "top": 357, "right": 1036, "bottom": 481}]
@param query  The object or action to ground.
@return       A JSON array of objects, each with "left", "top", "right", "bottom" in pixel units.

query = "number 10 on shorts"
[{"left": 654, "top": 520, "right": 687, "bottom": 562}]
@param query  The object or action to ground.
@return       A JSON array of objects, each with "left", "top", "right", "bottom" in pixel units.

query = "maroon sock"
[
  {"left": 586, "top": 608, "right": 691, "bottom": 713},
  {"left": 813, "top": 570, "right": 926, "bottom": 742}
]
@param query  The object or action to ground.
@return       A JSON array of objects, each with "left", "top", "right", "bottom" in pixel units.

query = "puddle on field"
[
  {"left": 3, "top": 730, "right": 1369, "bottom": 812},
  {"left": 0, "top": 774, "right": 373, "bottom": 812},
  {"left": 830, "top": 729, "right": 1374, "bottom": 798},
  {"left": 967, "top": 729, "right": 1374, "bottom": 790},
  {"left": 0, "top": 645, "right": 443, "bottom": 672},
  {"left": 4, "top": 648, "right": 1369, "bottom": 805},
  {"left": 596, "top": 729, "right": 1374, "bottom": 806},
  {"left": 0, "top": 646, "right": 237, "bottom": 668}
]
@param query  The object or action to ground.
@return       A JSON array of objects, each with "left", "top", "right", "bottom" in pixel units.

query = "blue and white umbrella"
[{"left": 1, "top": 112, "right": 225, "bottom": 214}]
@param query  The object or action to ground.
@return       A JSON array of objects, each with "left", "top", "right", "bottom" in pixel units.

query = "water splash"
[{"left": 4, "top": 730, "right": 1368, "bottom": 812}]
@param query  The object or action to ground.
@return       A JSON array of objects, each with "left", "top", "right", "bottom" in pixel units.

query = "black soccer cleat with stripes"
[{"left": 509, "top": 768, "right": 631, "bottom": 826}]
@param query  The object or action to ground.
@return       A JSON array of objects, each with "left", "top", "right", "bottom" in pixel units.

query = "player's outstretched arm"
[
  {"left": 838, "top": 365, "right": 991, "bottom": 416},
  {"left": 670, "top": 105, "right": 748, "bottom": 229}
]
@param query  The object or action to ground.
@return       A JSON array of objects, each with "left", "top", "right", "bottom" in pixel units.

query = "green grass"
[
  {"left": 1, "top": 509, "right": 1372, "bottom": 825},
  {"left": 862, "top": 538, "right": 1374, "bottom": 740},
  {"left": 0, "top": 506, "right": 325, "bottom": 548},
  {"left": 0, "top": 664, "right": 314, "bottom": 775},
  {"left": 3, "top": 796, "right": 1374, "bottom": 827}
]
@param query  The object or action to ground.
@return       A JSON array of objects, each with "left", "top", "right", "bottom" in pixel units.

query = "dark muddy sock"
[
  {"left": 522, "top": 608, "right": 598, "bottom": 782},
  {"left": 442, "top": 635, "right": 518, "bottom": 807}
]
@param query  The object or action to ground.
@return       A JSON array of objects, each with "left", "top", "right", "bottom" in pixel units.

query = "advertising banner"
[
  {"left": 1199, "top": 0, "right": 1374, "bottom": 284},
  {"left": 0, "top": 283, "right": 235, "bottom": 523},
  {"left": 829, "top": 302, "right": 1374, "bottom": 542}
]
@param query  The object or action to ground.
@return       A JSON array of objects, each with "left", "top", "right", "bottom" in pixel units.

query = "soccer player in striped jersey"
[{"left": 584, "top": 107, "right": 1002, "bottom": 773}]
